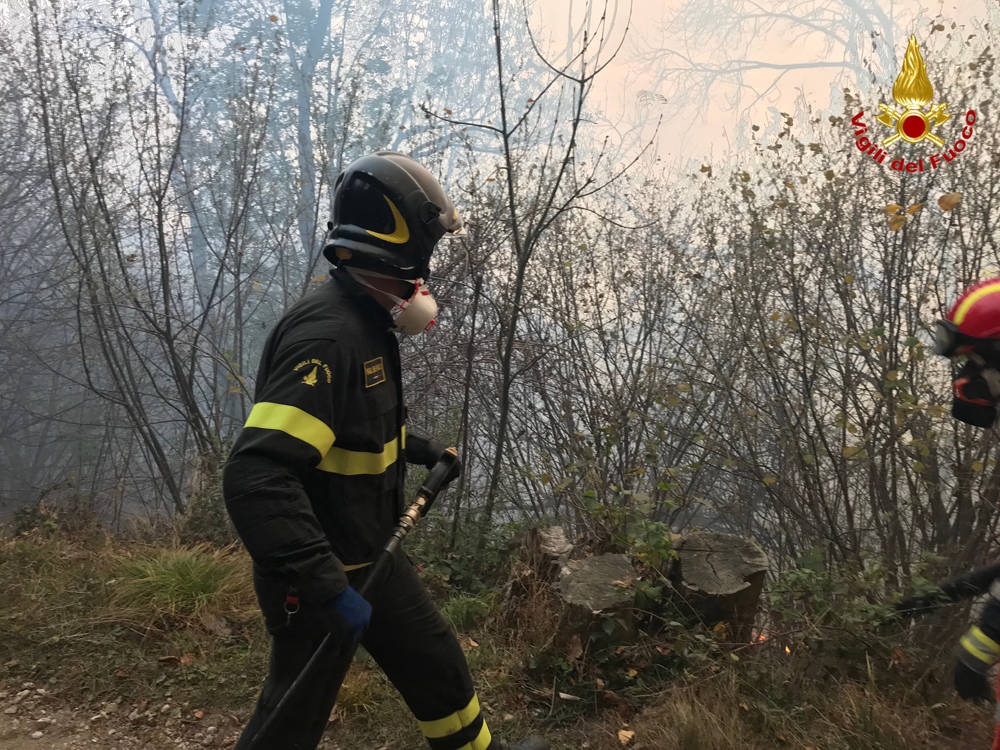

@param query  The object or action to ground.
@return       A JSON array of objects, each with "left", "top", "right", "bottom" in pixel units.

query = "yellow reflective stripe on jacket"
[
  {"left": 418, "top": 693, "right": 481, "bottom": 739},
  {"left": 318, "top": 436, "right": 399, "bottom": 475},
  {"left": 961, "top": 625, "right": 1000, "bottom": 664},
  {"left": 244, "top": 402, "right": 335, "bottom": 456}
]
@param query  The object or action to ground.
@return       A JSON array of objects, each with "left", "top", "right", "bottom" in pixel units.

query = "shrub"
[
  {"left": 108, "top": 543, "right": 252, "bottom": 630},
  {"left": 440, "top": 593, "right": 492, "bottom": 630}
]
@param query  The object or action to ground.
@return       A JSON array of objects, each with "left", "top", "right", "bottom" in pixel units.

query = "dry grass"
[
  {"left": 0, "top": 530, "right": 993, "bottom": 750},
  {"left": 100, "top": 542, "right": 257, "bottom": 632}
]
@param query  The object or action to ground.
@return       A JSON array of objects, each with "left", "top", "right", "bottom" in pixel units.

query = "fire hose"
[
  {"left": 896, "top": 561, "right": 1000, "bottom": 750},
  {"left": 245, "top": 447, "right": 460, "bottom": 750}
]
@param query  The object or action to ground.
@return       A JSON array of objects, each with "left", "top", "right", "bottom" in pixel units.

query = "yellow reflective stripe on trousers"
[
  {"left": 418, "top": 693, "right": 481, "bottom": 739},
  {"left": 244, "top": 402, "right": 335, "bottom": 455},
  {"left": 460, "top": 722, "right": 491, "bottom": 750}
]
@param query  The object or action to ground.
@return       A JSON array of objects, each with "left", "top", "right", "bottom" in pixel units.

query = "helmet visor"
[
  {"left": 934, "top": 318, "right": 1000, "bottom": 359},
  {"left": 934, "top": 319, "right": 964, "bottom": 356}
]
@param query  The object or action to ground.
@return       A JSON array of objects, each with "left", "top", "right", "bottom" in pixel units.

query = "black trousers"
[{"left": 234, "top": 551, "right": 493, "bottom": 750}]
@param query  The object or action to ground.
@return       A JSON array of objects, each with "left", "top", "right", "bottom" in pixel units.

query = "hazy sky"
[
  {"left": 533, "top": 0, "right": 1000, "bottom": 168},
  {"left": 6, "top": 0, "right": 996, "bottom": 169}
]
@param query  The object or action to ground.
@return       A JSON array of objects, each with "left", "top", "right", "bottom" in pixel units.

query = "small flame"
[
  {"left": 784, "top": 645, "right": 791, "bottom": 654},
  {"left": 893, "top": 35, "right": 934, "bottom": 109}
]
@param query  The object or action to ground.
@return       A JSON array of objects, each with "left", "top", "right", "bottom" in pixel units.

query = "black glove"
[
  {"left": 896, "top": 588, "right": 951, "bottom": 618},
  {"left": 407, "top": 435, "right": 462, "bottom": 483}
]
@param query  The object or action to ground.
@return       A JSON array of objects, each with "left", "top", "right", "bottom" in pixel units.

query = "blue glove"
[{"left": 325, "top": 586, "right": 372, "bottom": 644}]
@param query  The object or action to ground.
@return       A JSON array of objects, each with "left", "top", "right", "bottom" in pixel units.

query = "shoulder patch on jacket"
[
  {"left": 364, "top": 357, "right": 386, "bottom": 388},
  {"left": 293, "top": 358, "right": 332, "bottom": 386}
]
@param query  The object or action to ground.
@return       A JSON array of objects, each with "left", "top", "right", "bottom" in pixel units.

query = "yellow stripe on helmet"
[
  {"left": 365, "top": 195, "right": 410, "bottom": 244},
  {"left": 953, "top": 281, "right": 1000, "bottom": 325}
]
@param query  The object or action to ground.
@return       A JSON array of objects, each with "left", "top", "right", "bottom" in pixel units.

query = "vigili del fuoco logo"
[{"left": 849, "top": 35, "right": 978, "bottom": 172}]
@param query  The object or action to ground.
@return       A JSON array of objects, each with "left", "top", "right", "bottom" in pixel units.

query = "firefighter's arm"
[
  {"left": 224, "top": 338, "right": 348, "bottom": 605},
  {"left": 955, "top": 586, "right": 1000, "bottom": 701}
]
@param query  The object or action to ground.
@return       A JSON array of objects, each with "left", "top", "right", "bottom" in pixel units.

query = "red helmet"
[{"left": 935, "top": 277, "right": 1000, "bottom": 357}]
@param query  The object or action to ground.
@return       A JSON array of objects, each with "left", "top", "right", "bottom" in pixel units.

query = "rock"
[
  {"left": 30, "top": 730, "right": 43, "bottom": 739},
  {"left": 669, "top": 530, "right": 769, "bottom": 641},
  {"left": 4, "top": 705, "right": 18, "bottom": 714}
]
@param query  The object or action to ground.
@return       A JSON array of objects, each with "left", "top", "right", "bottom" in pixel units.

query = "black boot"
[{"left": 488, "top": 737, "right": 549, "bottom": 750}]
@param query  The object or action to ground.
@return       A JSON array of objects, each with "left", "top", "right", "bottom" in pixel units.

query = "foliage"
[
  {"left": 11, "top": 492, "right": 102, "bottom": 539},
  {"left": 176, "top": 454, "right": 238, "bottom": 547},
  {"left": 0, "top": 530, "right": 988, "bottom": 748},
  {"left": 108, "top": 543, "right": 252, "bottom": 630},
  {"left": 440, "top": 592, "right": 492, "bottom": 631}
]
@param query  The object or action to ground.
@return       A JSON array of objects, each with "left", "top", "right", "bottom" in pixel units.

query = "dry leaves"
[
  {"left": 618, "top": 729, "right": 636, "bottom": 745},
  {"left": 883, "top": 193, "right": 962, "bottom": 230},
  {"left": 565, "top": 634, "right": 583, "bottom": 662},
  {"left": 938, "top": 192, "right": 962, "bottom": 211}
]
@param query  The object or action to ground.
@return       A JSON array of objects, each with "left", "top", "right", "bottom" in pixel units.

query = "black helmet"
[{"left": 323, "top": 152, "right": 463, "bottom": 280}]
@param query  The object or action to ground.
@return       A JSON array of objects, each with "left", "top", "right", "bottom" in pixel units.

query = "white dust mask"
[{"left": 347, "top": 268, "right": 438, "bottom": 335}]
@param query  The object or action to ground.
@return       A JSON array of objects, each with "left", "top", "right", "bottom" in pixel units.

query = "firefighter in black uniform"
[
  {"left": 224, "top": 152, "right": 547, "bottom": 750},
  {"left": 933, "top": 277, "right": 1000, "bottom": 718}
]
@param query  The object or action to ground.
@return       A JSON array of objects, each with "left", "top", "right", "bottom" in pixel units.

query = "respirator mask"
[
  {"left": 934, "top": 319, "right": 1000, "bottom": 427},
  {"left": 951, "top": 357, "right": 1000, "bottom": 427},
  {"left": 346, "top": 267, "right": 438, "bottom": 335}
]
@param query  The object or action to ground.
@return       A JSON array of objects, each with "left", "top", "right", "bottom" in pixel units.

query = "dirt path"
[
  {"left": 0, "top": 678, "right": 416, "bottom": 750},
  {"left": 0, "top": 680, "right": 244, "bottom": 749}
]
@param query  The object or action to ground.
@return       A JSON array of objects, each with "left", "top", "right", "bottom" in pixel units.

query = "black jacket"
[{"left": 224, "top": 269, "right": 437, "bottom": 628}]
